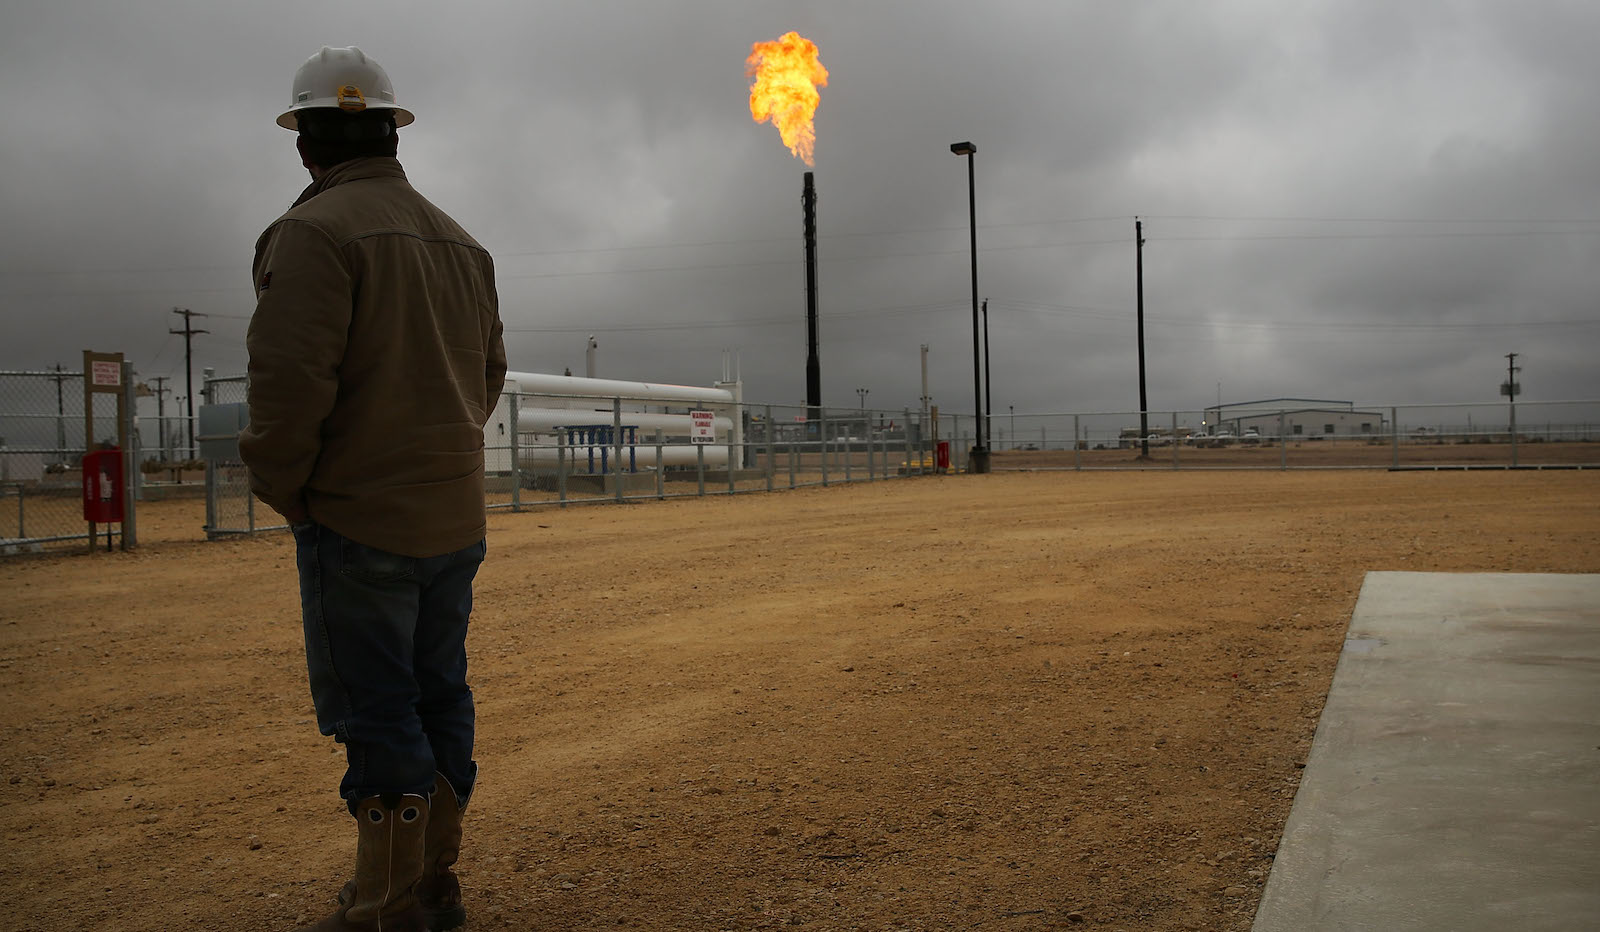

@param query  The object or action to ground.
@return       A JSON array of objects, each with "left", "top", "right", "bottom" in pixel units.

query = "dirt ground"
[{"left": 2, "top": 471, "right": 1597, "bottom": 931}]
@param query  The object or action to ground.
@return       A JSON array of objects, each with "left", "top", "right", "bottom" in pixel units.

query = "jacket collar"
[{"left": 291, "top": 157, "right": 408, "bottom": 209}]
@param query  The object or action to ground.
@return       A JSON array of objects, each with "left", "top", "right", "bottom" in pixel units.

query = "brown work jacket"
[{"left": 241, "top": 157, "right": 507, "bottom": 557}]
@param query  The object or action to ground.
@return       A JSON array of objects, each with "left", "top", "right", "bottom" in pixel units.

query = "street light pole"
[
  {"left": 951, "top": 141, "right": 989, "bottom": 473},
  {"left": 1135, "top": 219, "right": 1149, "bottom": 459}
]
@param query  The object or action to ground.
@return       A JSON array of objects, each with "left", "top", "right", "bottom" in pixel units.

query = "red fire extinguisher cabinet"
[{"left": 82, "top": 448, "right": 125, "bottom": 523}]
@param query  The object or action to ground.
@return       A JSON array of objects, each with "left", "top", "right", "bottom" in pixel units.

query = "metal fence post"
[
  {"left": 893, "top": 421, "right": 901, "bottom": 477},
  {"left": 1279, "top": 411, "right": 1287, "bottom": 470},
  {"left": 906, "top": 410, "right": 915, "bottom": 475},
  {"left": 765, "top": 405, "right": 775, "bottom": 492},
  {"left": 1391, "top": 407, "right": 1400, "bottom": 468},
  {"left": 1511, "top": 400, "right": 1519, "bottom": 467},
  {"left": 844, "top": 425, "right": 852, "bottom": 483},
  {"left": 867, "top": 413, "right": 876, "bottom": 481},
  {"left": 120, "top": 360, "right": 137, "bottom": 548},
  {"left": 557, "top": 431, "right": 568, "bottom": 508},
  {"left": 655, "top": 428, "right": 665, "bottom": 500},
  {"left": 1074, "top": 415, "right": 1081, "bottom": 471},
  {"left": 509, "top": 393, "right": 521, "bottom": 512},
  {"left": 696, "top": 441, "right": 706, "bottom": 496},
  {"left": 820, "top": 411, "right": 829, "bottom": 487},
  {"left": 1172, "top": 411, "right": 1180, "bottom": 470},
  {"left": 613, "top": 397, "right": 625, "bottom": 503},
  {"left": 902, "top": 413, "right": 915, "bottom": 477},
  {"left": 204, "top": 438, "right": 218, "bottom": 540}
]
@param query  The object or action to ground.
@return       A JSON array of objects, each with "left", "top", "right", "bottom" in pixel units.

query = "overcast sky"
[{"left": 2, "top": 0, "right": 1596, "bottom": 419}]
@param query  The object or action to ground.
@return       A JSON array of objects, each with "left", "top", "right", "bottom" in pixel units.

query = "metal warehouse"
[{"left": 1205, "top": 398, "right": 1388, "bottom": 440}]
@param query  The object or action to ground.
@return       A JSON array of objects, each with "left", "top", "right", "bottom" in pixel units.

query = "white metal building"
[{"left": 1205, "top": 398, "right": 1387, "bottom": 439}]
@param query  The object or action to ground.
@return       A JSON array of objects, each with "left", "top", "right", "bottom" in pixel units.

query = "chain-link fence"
[
  {"left": 984, "top": 400, "right": 1600, "bottom": 470},
  {"left": 0, "top": 369, "right": 135, "bottom": 553},
  {"left": 204, "top": 379, "right": 960, "bottom": 533},
  {"left": 194, "top": 382, "right": 1599, "bottom": 543},
  {"left": 483, "top": 391, "right": 952, "bottom": 511},
  {"left": 199, "top": 375, "right": 270, "bottom": 538}
]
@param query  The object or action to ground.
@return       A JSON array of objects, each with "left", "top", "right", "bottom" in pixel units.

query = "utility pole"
[
  {"left": 170, "top": 307, "right": 208, "bottom": 459},
  {"left": 48, "top": 363, "right": 70, "bottom": 462},
  {"left": 1136, "top": 218, "right": 1149, "bottom": 458},
  {"left": 147, "top": 376, "right": 172, "bottom": 462}
]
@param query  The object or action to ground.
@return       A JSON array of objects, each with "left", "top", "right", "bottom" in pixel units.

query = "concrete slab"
[{"left": 1253, "top": 572, "right": 1600, "bottom": 931}]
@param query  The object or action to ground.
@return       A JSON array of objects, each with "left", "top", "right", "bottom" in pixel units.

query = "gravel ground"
[{"left": 1, "top": 470, "right": 1596, "bottom": 931}]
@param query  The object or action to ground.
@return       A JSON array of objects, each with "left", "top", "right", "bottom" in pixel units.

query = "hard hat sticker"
[{"left": 336, "top": 85, "right": 367, "bottom": 112}]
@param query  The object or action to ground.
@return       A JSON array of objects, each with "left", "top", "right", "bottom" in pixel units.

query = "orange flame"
[{"left": 745, "top": 32, "right": 829, "bottom": 165}]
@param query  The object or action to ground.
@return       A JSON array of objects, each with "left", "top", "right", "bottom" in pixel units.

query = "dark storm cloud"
[{"left": 1, "top": 0, "right": 1595, "bottom": 422}]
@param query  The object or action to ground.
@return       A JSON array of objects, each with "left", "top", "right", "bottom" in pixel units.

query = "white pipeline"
[
  {"left": 512, "top": 444, "right": 730, "bottom": 470},
  {"left": 506, "top": 407, "right": 732, "bottom": 435},
  {"left": 486, "top": 370, "right": 743, "bottom": 474},
  {"left": 503, "top": 371, "right": 735, "bottom": 406}
]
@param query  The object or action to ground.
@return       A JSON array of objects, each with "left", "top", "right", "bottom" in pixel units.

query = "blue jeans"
[{"left": 292, "top": 521, "right": 484, "bottom": 810}]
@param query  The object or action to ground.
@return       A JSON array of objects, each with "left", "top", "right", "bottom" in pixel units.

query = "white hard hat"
[{"left": 276, "top": 46, "right": 415, "bottom": 131}]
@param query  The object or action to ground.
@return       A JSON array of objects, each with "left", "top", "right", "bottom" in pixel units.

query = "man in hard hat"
[{"left": 240, "top": 46, "right": 506, "bottom": 932}]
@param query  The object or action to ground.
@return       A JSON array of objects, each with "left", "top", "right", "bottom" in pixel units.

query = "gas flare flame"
[{"left": 745, "top": 32, "right": 828, "bottom": 165}]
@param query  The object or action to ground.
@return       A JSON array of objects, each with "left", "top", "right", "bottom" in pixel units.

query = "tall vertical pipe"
[{"left": 803, "top": 172, "right": 821, "bottom": 429}]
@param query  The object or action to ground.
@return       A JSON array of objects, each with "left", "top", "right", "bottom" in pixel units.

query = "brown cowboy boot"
[
  {"left": 300, "top": 793, "right": 429, "bottom": 932},
  {"left": 416, "top": 773, "right": 468, "bottom": 931},
  {"left": 340, "top": 776, "right": 466, "bottom": 932}
]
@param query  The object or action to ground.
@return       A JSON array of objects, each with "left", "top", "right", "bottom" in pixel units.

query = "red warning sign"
[
  {"left": 690, "top": 410, "right": 715, "bottom": 443},
  {"left": 90, "top": 360, "right": 121, "bottom": 388}
]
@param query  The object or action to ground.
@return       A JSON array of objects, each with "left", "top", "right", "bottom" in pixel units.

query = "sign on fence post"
[{"left": 690, "top": 410, "right": 715, "bottom": 443}]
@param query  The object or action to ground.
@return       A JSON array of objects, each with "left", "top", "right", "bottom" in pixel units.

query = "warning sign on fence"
[
  {"left": 690, "top": 410, "right": 715, "bottom": 443},
  {"left": 91, "top": 361, "right": 121, "bottom": 388}
]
